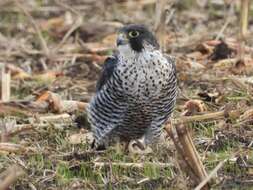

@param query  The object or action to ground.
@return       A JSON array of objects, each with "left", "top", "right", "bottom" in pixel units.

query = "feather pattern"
[
  {"left": 87, "top": 47, "right": 177, "bottom": 148},
  {"left": 87, "top": 24, "right": 177, "bottom": 149}
]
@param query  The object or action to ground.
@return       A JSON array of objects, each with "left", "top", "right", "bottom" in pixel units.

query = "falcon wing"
[{"left": 96, "top": 55, "right": 118, "bottom": 92}]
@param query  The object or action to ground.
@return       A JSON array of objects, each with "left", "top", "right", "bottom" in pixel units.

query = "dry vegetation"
[{"left": 0, "top": 0, "right": 253, "bottom": 189}]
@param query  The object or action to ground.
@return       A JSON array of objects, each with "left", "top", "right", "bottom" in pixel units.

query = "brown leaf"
[
  {"left": 182, "top": 100, "right": 207, "bottom": 116},
  {"left": 196, "top": 41, "right": 215, "bottom": 55},
  {"left": 35, "top": 91, "right": 88, "bottom": 113}
]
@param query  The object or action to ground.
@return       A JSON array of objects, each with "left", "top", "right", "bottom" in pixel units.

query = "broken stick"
[{"left": 0, "top": 63, "right": 11, "bottom": 102}]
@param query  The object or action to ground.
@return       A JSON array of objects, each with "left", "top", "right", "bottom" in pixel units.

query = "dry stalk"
[
  {"left": 154, "top": 0, "right": 167, "bottom": 51},
  {"left": 0, "top": 121, "right": 8, "bottom": 142},
  {"left": 166, "top": 101, "right": 210, "bottom": 188},
  {"left": 165, "top": 123, "right": 209, "bottom": 189},
  {"left": 0, "top": 63, "right": 11, "bottom": 102},
  {"left": 53, "top": 17, "right": 83, "bottom": 54},
  {"left": 173, "top": 108, "right": 243, "bottom": 125},
  {"left": 173, "top": 111, "right": 225, "bottom": 124},
  {"left": 165, "top": 123, "right": 199, "bottom": 182},
  {"left": 215, "top": 3, "right": 235, "bottom": 40},
  {"left": 240, "top": 0, "right": 249, "bottom": 39},
  {"left": 0, "top": 124, "right": 35, "bottom": 137},
  {"left": 0, "top": 142, "right": 28, "bottom": 153},
  {"left": 0, "top": 165, "right": 25, "bottom": 190},
  {"left": 175, "top": 125, "right": 207, "bottom": 180},
  {"left": 93, "top": 161, "right": 173, "bottom": 169},
  {"left": 14, "top": 0, "right": 50, "bottom": 58},
  {"left": 194, "top": 159, "right": 227, "bottom": 190},
  {"left": 239, "top": 0, "right": 249, "bottom": 60},
  {"left": 37, "top": 113, "right": 71, "bottom": 122},
  {"left": 54, "top": 0, "right": 80, "bottom": 15},
  {"left": 0, "top": 121, "right": 76, "bottom": 139}
]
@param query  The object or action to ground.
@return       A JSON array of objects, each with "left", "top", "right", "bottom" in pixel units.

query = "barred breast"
[{"left": 87, "top": 50, "right": 177, "bottom": 147}]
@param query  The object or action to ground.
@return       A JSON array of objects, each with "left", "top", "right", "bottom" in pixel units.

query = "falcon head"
[{"left": 117, "top": 24, "right": 159, "bottom": 55}]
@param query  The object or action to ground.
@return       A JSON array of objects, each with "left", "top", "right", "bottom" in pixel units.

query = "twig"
[
  {"left": 0, "top": 142, "right": 29, "bottom": 153},
  {"left": 215, "top": 18, "right": 230, "bottom": 41},
  {"left": 194, "top": 159, "right": 227, "bottom": 190},
  {"left": 0, "top": 5, "right": 90, "bottom": 13},
  {"left": 154, "top": 0, "right": 167, "bottom": 51},
  {"left": 15, "top": 0, "right": 50, "bottom": 57},
  {"left": 173, "top": 110, "right": 225, "bottom": 124},
  {"left": 54, "top": 0, "right": 80, "bottom": 16},
  {"left": 215, "top": 3, "right": 235, "bottom": 40},
  {"left": 93, "top": 162, "right": 173, "bottom": 169},
  {"left": 0, "top": 120, "right": 8, "bottom": 142},
  {"left": 0, "top": 63, "right": 11, "bottom": 102},
  {"left": 239, "top": 0, "right": 249, "bottom": 60},
  {"left": 52, "top": 16, "right": 83, "bottom": 55},
  {"left": 240, "top": 0, "right": 249, "bottom": 39},
  {"left": 0, "top": 124, "right": 35, "bottom": 137},
  {"left": 37, "top": 113, "right": 71, "bottom": 122},
  {"left": 173, "top": 108, "right": 244, "bottom": 125}
]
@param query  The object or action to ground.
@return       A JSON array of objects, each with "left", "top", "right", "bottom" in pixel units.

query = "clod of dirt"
[{"left": 209, "top": 41, "right": 233, "bottom": 61}]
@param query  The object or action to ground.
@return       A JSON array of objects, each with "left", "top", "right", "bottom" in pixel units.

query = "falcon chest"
[{"left": 117, "top": 50, "right": 171, "bottom": 100}]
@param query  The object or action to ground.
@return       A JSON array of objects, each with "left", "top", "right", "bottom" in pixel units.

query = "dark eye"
[{"left": 128, "top": 30, "right": 139, "bottom": 38}]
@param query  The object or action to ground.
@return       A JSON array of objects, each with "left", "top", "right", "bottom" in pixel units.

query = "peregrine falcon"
[{"left": 87, "top": 24, "right": 177, "bottom": 149}]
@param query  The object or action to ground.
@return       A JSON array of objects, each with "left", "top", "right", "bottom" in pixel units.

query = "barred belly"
[{"left": 88, "top": 50, "right": 177, "bottom": 146}]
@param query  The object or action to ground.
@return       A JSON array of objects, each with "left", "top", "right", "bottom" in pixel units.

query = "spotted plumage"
[{"left": 87, "top": 24, "right": 177, "bottom": 149}]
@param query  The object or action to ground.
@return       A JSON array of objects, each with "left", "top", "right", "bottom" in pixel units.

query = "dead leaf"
[
  {"left": 35, "top": 91, "right": 88, "bottom": 113},
  {"left": 182, "top": 100, "right": 207, "bottom": 116}
]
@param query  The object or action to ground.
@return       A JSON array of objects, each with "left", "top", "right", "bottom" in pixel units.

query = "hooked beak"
[{"left": 116, "top": 33, "right": 128, "bottom": 46}]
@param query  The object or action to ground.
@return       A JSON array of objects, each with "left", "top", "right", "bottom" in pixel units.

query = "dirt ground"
[{"left": 0, "top": 0, "right": 253, "bottom": 189}]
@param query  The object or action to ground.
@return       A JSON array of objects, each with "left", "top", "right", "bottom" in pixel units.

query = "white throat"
[
  {"left": 117, "top": 44, "right": 136, "bottom": 59},
  {"left": 117, "top": 42, "right": 158, "bottom": 61}
]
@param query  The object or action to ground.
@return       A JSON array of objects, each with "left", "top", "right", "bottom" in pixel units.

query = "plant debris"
[{"left": 0, "top": 0, "right": 253, "bottom": 189}]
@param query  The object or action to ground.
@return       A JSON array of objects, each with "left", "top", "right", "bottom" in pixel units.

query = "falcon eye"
[{"left": 128, "top": 30, "right": 139, "bottom": 38}]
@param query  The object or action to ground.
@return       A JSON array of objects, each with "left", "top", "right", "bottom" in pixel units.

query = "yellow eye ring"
[{"left": 128, "top": 30, "right": 139, "bottom": 38}]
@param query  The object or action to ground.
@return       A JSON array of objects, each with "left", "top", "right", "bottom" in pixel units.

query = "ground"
[{"left": 0, "top": 0, "right": 253, "bottom": 189}]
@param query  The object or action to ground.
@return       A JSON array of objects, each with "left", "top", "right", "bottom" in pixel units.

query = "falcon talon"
[
  {"left": 128, "top": 140, "right": 153, "bottom": 155},
  {"left": 87, "top": 24, "right": 177, "bottom": 149},
  {"left": 132, "top": 140, "right": 145, "bottom": 150}
]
